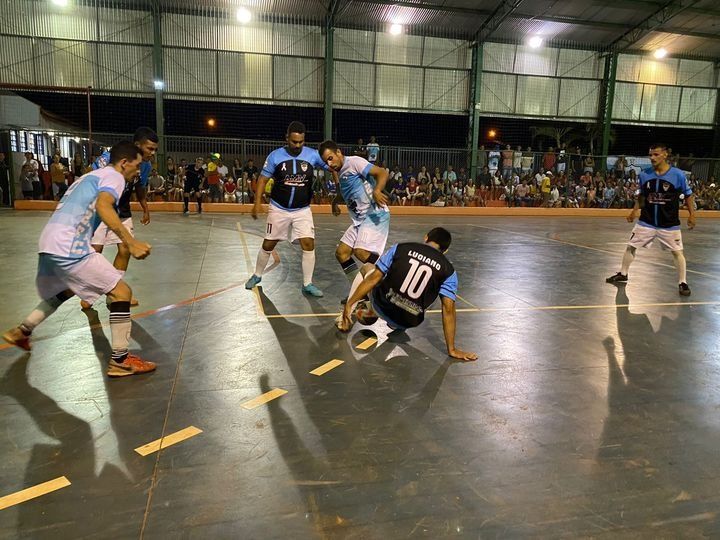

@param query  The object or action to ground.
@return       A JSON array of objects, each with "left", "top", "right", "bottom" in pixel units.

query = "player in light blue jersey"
[
  {"left": 319, "top": 139, "right": 390, "bottom": 308},
  {"left": 3, "top": 142, "right": 157, "bottom": 377}
]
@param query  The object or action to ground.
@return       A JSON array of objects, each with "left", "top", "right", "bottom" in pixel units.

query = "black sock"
[
  {"left": 197, "top": 199, "right": 202, "bottom": 212},
  {"left": 183, "top": 196, "right": 189, "bottom": 211},
  {"left": 340, "top": 258, "right": 358, "bottom": 275}
]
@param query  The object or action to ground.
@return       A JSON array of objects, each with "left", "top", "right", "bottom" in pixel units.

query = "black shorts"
[{"left": 184, "top": 181, "right": 201, "bottom": 194}]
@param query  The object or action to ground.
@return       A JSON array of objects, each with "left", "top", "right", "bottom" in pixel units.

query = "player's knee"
[
  {"left": 299, "top": 238, "right": 314, "bottom": 251},
  {"left": 107, "top": 280, "right": 132, "bottom": 302},
  {"left": 261, "top": 239, "right": 277, "bottom": 251},
  {"left": 335, "top": 244, "right": 351, "bottom": 263},
  {"left": 360, "top": 262, "right": 375, "bottom": 276},
  {"left": 627, "top": 246, "right": 637, "bottom": 256}
]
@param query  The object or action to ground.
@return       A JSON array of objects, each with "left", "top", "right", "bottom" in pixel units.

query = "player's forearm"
[
  {"left": 374, "top": 169, "right": 389, "bottom": 193},
  {"left": 136, "top": 186, "right": 149, "bottom": 211},
  {"left": 686, "top": 194, "right": 695, "bottom": 215},
  {"left": 441, "top": 300, "right": 457, "bottom": 354},
  {"left": 255, "top": 176, "right": 268, "bottom": 204},
  {"left": 97, "top": 198, "right": 134, "bottom": 245}
]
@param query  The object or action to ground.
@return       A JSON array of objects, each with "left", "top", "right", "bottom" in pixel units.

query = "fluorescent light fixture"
[
  {"left": 653, "top": 48, "right": 667, "bottom": 59},
  {"left": 153, "top": 80, "right": 165, "bottom": 90},
  {"left": 237, "top": 7, "right": 252, "bottom": 24},
  {"left": 390, "top": 23, "right": 403, "bottom": 35},
  {"left": 528, "top": 35, "right": 543, "bottom": 48},
  {"left": 51, "top": 0, "right": 68, "bottom": 6}
]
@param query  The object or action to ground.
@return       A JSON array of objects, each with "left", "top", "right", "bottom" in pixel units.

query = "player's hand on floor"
[
  {"left": 449, "top": 349, "right": 478, "bottom": 362},
  {"left": 129, "top": 240, "right": 152, "bottom": 260}
]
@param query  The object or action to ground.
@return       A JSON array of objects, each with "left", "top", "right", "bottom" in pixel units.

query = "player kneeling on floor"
[{"left": 337, "top": 227, "right": 477, "bottom": 361}]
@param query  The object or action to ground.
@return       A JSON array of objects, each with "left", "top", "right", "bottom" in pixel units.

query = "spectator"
[
  {"left": 521, "top": 148, "right": 533, "bottom": 177},
  {"left": 556, "top": 143, "right": 567, "bottom": 175},
  {"left": 169, "top": 167, "right": 185, "bottom": 201},
  {"left": 478, "top": 144, "right": 487, "bottom": 171},
  {"left": 148, "top": 168, "right": 166, "bottom": 200},
  {"left": 476, "top": 165, "right": 491, "bottom": 188},
  {"left": 488, "top": 145, "right": 500, "bottom": 175},
  {"left": 541, "top": 173, "right": 552, "bottom": 206},
  {"left": 404, "top": 165, "right": 415, "bottom": 183},
  {"left": 352, "top": 138, "right": 367, "bottom": 159},
  {"left": 583, "top": 153, "right": 595, "bottom": 174},
  {"left": 513, "top": 145, "right": 523, "bottom": 174},
  {"left": 406, "top": 176, "right": 420, "bottom": 205},
  {"left": 586, "top": 183, "right": 597, "bottom": 207},
  {"left": 23, "top": 152, "right": 41, "bottom": 199},
  {"left": 575, "top": 182, "right": 587, "bottom": 207},
  {"left": 72, "top": 152, "right": 85, "bottom": 178},
  {"left": 458, "top": 166, "right": 468, "bottom": 185},
  {"left": 476, "top": 183, "right": 488, "bottom": 207},
  {"left": 614, "top": 155, "right": 627, "bottom": 178},
  {"left": 501, "top": 144, "right": 514, "bottom": 180},
  {"left": 442, "top": 164, "right": 457, "bottom": 184},
  {"left": 417, "top": 165, "right": 430, "bottom": 184},
  {"left": 549, "top": 184, "right": 561, "bottom": 207},
  {"left": 543, "top": 147, "right": 556, "bottom": 173},
  {"left": 465, "top": 181, "right": 476, "bottom": 206},
  {"left": 601, "top": 183, "right": 616, "bottom": 208},
  {"left": 429, "top": 177, "right": 445, "bottom": 207},
  {"left": 20, "top": 163, "right": 34, "bottom": 199},
  {"left": 514, "top": 179, "right": 530, "bottom": 206},
  {"left": 390, "top": 174, "right": 407, "bottom": 206},
  {"left": 50, "top": 154, "right": 67, "bottom": 200},
  {"left": 243, "top": 158, "right": 259, "bottom": 181},
  {"left": 166, "top": 156, "right": 178, "bottom": 185},
  {"left": 571, "top": 147, "right": 583, "bottom": 176},
  {"left": 366, "top": 135, "right": 380, "bottom": 164},
  {"left": 206, "top": 153, "right": 222, "bottom": 202},
  {"left": 224, "top": 176, "right": 239, "bottom": 202}
]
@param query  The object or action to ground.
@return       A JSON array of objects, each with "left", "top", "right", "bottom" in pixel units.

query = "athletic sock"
[
  {"left": 109, "top": 301, "right": 131, "bottom": 363},
  {"left": 340, "top": 258, "right": 359, "bottom": 283},
  {"left": 301, "top": 250, "right": 316, "bottom": 286},
  {"left": 20, "top": 293, "right": 69, "bottom": 334},
  {"left": 347, "top": 268, "right": 374, "bottom": 314},
  {"left": 183, "top": 196, "right": 189, "bottom": 211},
  {"left": 620, "top": 248, "right": 635, "bottom": 275},
  {"left": 254, "top": 249, "right": 273, "bottom": 277},
  {"left": 197, "top": 198, "right": 202, "bottom": 212},
  {"left": 673, "top": 251, "right": 687, "bottom": 284}
]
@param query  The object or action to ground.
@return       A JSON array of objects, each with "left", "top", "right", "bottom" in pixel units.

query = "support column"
[
  {"left": 323, "top": 20, "right": 334, "bottom": 141},
  {"left": 599, "top": 52, "right": 618, "bottom": 171},
  {"left": 468, "top": 42, "right": 483, "bottom": 180},
  {"left": 152, "top": 2, "right": 166, "bottom": 174},
  {"left": 710, "top": 62, "right": 720, "bottom": 179}
]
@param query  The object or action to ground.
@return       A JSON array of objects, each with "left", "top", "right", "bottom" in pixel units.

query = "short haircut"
[
  {"left": 110, "top": 141, "right": 142, "bottom": 164},
  {"left": 286, "top": 121, "right": 306, "bottom": 136},
  {"left": 133, "top": 126, "right": 159, "bottom": 144},
  {"left": 427, "top": 227, "right": 452, "bottom": 252},
  {"left": 649, "top": 142, "right": 669, "bottom": 151},
  {"left": 319, "top": 139, "right": 339, "bottom": 155}
]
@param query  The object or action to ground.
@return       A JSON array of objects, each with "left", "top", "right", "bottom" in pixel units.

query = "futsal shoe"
[
  {"left": 107, "top": 354, "right": 157, "bottom": 377},
  {"left": 2, "top": 327, "right": 31, "bottom": 351},
  {"left": 606, "top": 272, "right": 628, "bottom": 284},
  {"left": 679, "top": 282, "right": 691, "bottom": 296},
  {"left": 245, "top": 274, "right": 262, "bottom": 289},
  {"left": 302, "top": 283, "right": 324, "bottom": 297}
]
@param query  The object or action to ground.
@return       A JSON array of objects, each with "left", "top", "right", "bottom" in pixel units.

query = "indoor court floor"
[{"left": 1, "top": 210, "right": 719, "bottom": 539}]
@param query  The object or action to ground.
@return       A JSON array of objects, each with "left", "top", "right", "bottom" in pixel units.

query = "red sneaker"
[
  {"left": 2, "top": 327, "right": 31, "bottom": 351},
  {"left": 107, "top": 354, "right": 156, "bottom": 377}
]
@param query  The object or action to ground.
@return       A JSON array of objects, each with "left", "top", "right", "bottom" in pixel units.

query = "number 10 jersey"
[{"left": 373, "top": 242, "right": 458, "bottom": 329}]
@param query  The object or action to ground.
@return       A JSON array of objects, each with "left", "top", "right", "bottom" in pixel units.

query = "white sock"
[
  {"left": 20, "top": 297, "right": 64, "bottom": 334},
  {"left": 302, "top": 250, "right": 316, "bottom": 286},
  {"left": 109, "top": 301, "right": 131, "bottom": 362},
  {"left": 254, "top": 249, "right": 272, "bottom": 277},
  {"left": 347, "top": 271, "right": 366, "bottom": 314},
  {"left": 673, "top": 251, "right": 687, "bottom": 284},
  {"left": 620, "top": 247, "right": 635, "bottom": 275}
]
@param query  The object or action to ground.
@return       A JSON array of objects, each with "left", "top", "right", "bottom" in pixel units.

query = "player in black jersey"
[{"left": 337, "top": 227, "right": 477, "bottom": 361}]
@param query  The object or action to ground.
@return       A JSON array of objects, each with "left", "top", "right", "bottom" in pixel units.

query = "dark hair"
[
  {"left": 427, "top": 227, "right": 452, "bottom": 252},
  {"left": 319, "top": 139, "right": 339, "bottom": 155},
  {"left": 286, "top": 121, "right": 306, "bottom": 136},
  {"left": 649, "top": 142, "right": 669, "bottom": 151},
  {"left": 133, "top": 126, "right": 159, "bottom": 144},
  {"left": 110, "top": 141, "right": 142, "bottom": 164}
]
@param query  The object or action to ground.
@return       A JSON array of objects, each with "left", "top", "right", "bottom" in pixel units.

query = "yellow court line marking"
[
  {"left": 0, "top": 476, "right": 71, "bottom": 511},
  {"left": 241, "top": 388, "right": 288, "bottom": 410},
  {"left": 356, "top": 337, "right": 378, "bottom": 350},
  {"left": 468, "top": 224, "right": 720, "bottom": 280},
  {"left": 236, "top": 221, "right": 265, "bottom": 317},
  {"left": 456, "top": 294, "right": 478, "bottom": 309},
  {"left": 134, "top": 426, "right": 203, "bottom": 457},
  {"left": 310, "top": 359, "right": 345, "bottom": 376}
]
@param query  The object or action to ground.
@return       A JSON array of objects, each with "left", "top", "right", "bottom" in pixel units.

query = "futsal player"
[
  {"left": 2, "top": 141, "right": 156, "bottom": 377},
  {"left": 318, "top": 139, "right": 390, "bottom": 302},
  {"left": 337, "top": 227, "right": 477, "bottom": 362},
  {"left": 606, "top": 143, "right": 696, "bottom": 296},
  {"left": 245, "top": 121, "right": 337, "bottom": 297},
  {"left": 80, "top": 127, "right": 158, "bottom": 309}
]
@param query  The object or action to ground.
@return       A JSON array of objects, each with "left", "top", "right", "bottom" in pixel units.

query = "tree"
[
  {"left": 529, "top": 126, "right": 581, "bottom": 149},
  {"left": 584, "top": 123, "right": 616, "bottom": 156}
]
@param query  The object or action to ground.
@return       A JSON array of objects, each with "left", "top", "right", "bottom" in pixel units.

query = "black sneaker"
[
  {"left": 183, "top": 208, "right": 189, "bottom": 214},
  {"left": 679, "top": 282, "right": 691, "bottom": 296},
  {"left": 606, "top": 272, "right": 628, "bottom": 284}
]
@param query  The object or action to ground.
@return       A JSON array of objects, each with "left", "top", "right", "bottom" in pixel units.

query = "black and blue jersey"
[
  {"left": 92, "top": 151, "right": 151, "bottom": 219},
  {"left": 371, "top": 242, "right": 458, "bottom": 329},
  {"left": 638, "top": 166, "right": 691, "bottom": 230},
  {"left": 261, "top": 146, "right": 327, "bottom": 210}
]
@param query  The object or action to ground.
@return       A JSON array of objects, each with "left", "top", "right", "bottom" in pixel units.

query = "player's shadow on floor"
[
  {"left": 595, "top": 286, "right": 720, "bottom": 535},
  {"left": 256, "top": 288, "right": 492, "bottom": 536}
]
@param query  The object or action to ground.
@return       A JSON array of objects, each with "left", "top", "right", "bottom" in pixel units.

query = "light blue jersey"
[
  {"left": 338, "top": 155, "right": 389, "bottom": 227},
  {"left": 38, "top": 168, "right": 125, "bottom": 258}
]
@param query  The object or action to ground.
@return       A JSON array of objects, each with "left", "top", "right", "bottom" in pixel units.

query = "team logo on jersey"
[
  {"left": 662, "top": 181, "right": 671, "bottom": 191},
  {"left": 300, "top": 162, "right": 308, "bottom": 172},
  {"left": 281, "top": 163, "right": 287, "bottom": 172}
]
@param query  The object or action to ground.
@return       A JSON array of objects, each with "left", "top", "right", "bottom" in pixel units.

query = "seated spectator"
[
  {"left": 50, "top": 154, "right": 68, "bottom": 200},
  {"left": 148, "top": 168, "right": 166, "bottom": 200},
  {"left": 549, "top": 184, "right": 561, "bottom": 208},
  {"left": 601, "top": 183, "right": 615, "bottom": 208},
  {"left": 583, "top": 154, "right": 595, "bottom": 174},
  {"left": 429, "top": 178, "right": 445, "bottom": 207},
  {"left": 417, "top": 165, "right": 430, "bottom": 185},
  {"left": 586, "top": 184, "right": 597, "bottom": 207},
  {"left": 449, "top": 180, "right": 464, "bottom": 207},
  {"left": 224, "top": 177, "right": 239, "bottom": 202},
  {"left": 169, "top": 168, "right": 185, "bottom": 201},
  {"left": 477, "top": 165, "right": 491, "bottom": 188},
  {"left": 406, "top": 176, "right": 420, "bottom": 205},
  {"left": 391, "top": 176, "right": 407, "bottom": 206},
  {"left": 514, "top": 180, "right": 531, "bottom": 206},
  {"left": 465, "top": 181, "right": 476, "bottom": 206},
  {"left": 476, "top": 184, "right": 488, "bottom": 207},
  {"left": 575, "top": 183, "right": 587, "bottom": 207}
]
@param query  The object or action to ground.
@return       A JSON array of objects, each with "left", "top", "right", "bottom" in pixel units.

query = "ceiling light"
[
  {"left": 390, "top": 23, "right": 403, "bottom": 36},
  {"left": 237, "top": 7, "right": 252, "bottom": 24},
  {"left": 153, "top": 80, "right": 164, "bottom": 90},
  {"left": 51, "top": 0, "right": 68, "bottom": 6},
  {"left": 653, "top": 48, "right": 667, "bottom": 59},
  {"left": 528, "top": 35, "right": 543, "bottom": 49}
]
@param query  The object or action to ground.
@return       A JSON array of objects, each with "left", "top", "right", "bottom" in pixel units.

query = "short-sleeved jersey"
[
  {"left": 338, "top": 156, "right": 389, "bottom": 227},
  {"left": 372, "top": 242, "right": 458, "bottom": 329},
  {"left": 92, "top": 150, "right": 151, "bottom": 218},
  {"left": 185, "top": 165, "right": 204, "bottom": 186},
  {"left": 366, "top": 143, "right": 380, "bottom": 163},
  {"left": 262, "top": 146, "right": 327, "bottom": 210},
  {"left": 38, "top": 167, "right": 125, "bottom": 258},
  {"left": 638, "top": 166, "right": 691, "bottom": 229}
]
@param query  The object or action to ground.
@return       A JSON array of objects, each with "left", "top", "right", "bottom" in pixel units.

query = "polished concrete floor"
[{"left": 1, "top": 210, "right": 720, "bottom": 539}]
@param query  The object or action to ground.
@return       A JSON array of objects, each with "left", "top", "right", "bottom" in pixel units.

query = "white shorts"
[
  {"left": 265, "top": 204, "right": 314, "bottom": 242},
  {"left": 36, "top": 253, "right": 124, "bottom": 304},
  {"left": 340, "top": 218, "right": 389, "bottom": 256},
  {"left": 91, "top": 217, "right": 134, "bottom": 246},
  {"left": 628, "top": 223, "right": 683, "bottom": 251}
]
